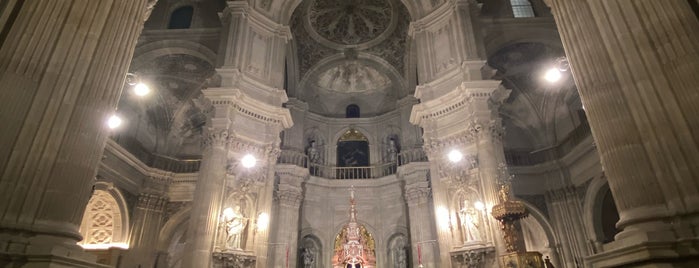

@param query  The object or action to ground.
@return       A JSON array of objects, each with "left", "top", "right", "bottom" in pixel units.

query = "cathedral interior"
[{"left": 1, "top": 0, "right": 698, "bottom": 267}]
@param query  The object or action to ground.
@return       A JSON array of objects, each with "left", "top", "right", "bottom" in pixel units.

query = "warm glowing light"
[
  {"left": 107, "top": 114, "right": 122, "bottom": 129},
  {"left": 222, "top": 207, "right": 234, "bottom": 220},
  {"left": 448, "top": 150, "right": 463, "bottom": 163},
  {"left": 133, "top": 82, "right": 150, "bottom": 96},
  {"left": 80, "top": 243, "right": 129, "bottom": 250},
  {"left": 474, "top": 201, "right": 485, "bottom": 211},
  {"left": 544, "top": 68, "right": 562, "bottom": 83},
  {"left": 257, "top": 212, "right": 270, "bottom": 231},
  {"left": 241, "top": 154, "right": 257, "bottom": 168},
  {"left": 437, "top": 207, "right": 451, "bottom": 230}
]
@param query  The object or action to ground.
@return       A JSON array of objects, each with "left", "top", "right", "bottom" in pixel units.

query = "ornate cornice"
[{"left": 203, "top": 87, "right": 293, "bottom": 130}]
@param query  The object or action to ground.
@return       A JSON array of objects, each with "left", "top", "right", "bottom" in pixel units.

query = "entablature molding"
[
  {"left": 217, "top": 68, "right": 289, "bottom": 106},
  {"left": 411, "top": 80, "right": 503, "bottom": 126},
  {"left": 203, "top": 87, "right": 293, "bottom": 130}
]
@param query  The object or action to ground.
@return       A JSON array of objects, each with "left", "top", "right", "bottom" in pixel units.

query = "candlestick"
[{"left": 417, "top": 243, "right": 422, "bottom": 265}]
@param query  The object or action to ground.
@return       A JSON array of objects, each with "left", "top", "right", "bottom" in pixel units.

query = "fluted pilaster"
[
  {"left": 183, "top": 130, "right": 230, "bottom": 268},
  {"left": 399, "top": 162, "right": 439, "bottom": 268},
  {"left": 0, "top": 0, "right": 150, "bottom": 265},
  {"left": 269, "top": 165, "right": 306, "bottom": 267},
  {"left": 545, "top": 187, "right": 590, "bottom": 268},
  {"left": 124, "top": 190, "right": 168, "bottom": 268}
]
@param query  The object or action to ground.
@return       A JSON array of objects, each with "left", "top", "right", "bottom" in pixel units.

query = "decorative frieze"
[
  {"left": 136, "top": 193, "right": 168, "bottom": 212},
  {"left": 212, "top": 251, "right": 257, "bottom": 268}
]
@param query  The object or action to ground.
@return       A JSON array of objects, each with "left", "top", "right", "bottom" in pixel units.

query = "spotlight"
[
  {"left": 133, "top": 82, "right": 150, "bottom": 96},
  {"left": 474, "top": 201, "right": 485, "bottom": 211},
  {"left": 448, "top": 150, "right": 463, "bottom": 163},
  {"left": 241, "top": 154, "right": 257, "bottom": 168},
  {"left": 107, "top": 114, "right": 122, "bottom": 129},
  {"left": 544, "top": 68, "right": 562, "bottom": 83},
  {"left": 257, "top": 212, "right": 270, "bottom": 231}
]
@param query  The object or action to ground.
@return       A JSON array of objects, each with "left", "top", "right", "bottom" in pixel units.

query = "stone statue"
[
  {"left": 386, "top": 138, "right": 398, "bottom": 163},
  {"left": 459, "top": 200, "right": 481, "bottom": 242},
  {"left": 222, "top": 205, "right": 247, "bottom": 250},
  {"left": 394, "top": 246, "right": 407, "bottom": 268},
  {"left": 302, "top": 247, "right": 315, "bottom": 268},
  {"left": 307, "top": 140, "right": 321, "bottom": 164}
]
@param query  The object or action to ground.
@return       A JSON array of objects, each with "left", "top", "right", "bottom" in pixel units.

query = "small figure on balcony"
[
  {"left": 386, "top": 138, "right": 398, "bottom": 163},
  {"left": 307, "top": 140, "right": 321, "bottom": 164}
]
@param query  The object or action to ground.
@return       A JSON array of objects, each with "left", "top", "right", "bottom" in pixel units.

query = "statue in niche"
[
  {"left": 393, "top": 242, "right": 407, "bottom": 268},
  {"left": 459, "top": 200, "right": 481, "bottom": 242},
  {"left": 385, "top": 138, "right": 399, "bottom": 163},
  {"left": 307, "top": 140, "right": 322, "bottom": 164},
  {"left": 301, "top": 247, "right": 315, "bottom": 268},
  {"left": 221, "top": 205, "right": 247, "bottom": 250}
]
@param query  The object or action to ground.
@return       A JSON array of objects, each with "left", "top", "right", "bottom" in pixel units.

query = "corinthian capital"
[
  {"left": 204, "top": 129, "right": 230, "bottom": 148},
  {"left": 405, "top": 182, "right": 432, "bottom": 205}
]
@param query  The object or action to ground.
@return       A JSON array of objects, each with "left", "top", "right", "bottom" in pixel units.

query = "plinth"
[{"left": 212, "top": 250, "right": 256, "bottom": 268}]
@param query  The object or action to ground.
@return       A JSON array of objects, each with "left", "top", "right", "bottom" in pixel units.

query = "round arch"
[{"left": 78, "top": 182, "right": 130, "bottom": 249}]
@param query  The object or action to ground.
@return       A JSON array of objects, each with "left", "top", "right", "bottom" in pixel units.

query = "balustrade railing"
[
  {"left": 277, "top": 148, "right": 426, "bottom": 179},
  {"left": 308, "top": 162, "right": 397, "bottom": 179}
]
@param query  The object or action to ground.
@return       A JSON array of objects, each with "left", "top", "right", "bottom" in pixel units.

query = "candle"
[{"left": 417, "top": 243, "right": 422, "bottom": 265}]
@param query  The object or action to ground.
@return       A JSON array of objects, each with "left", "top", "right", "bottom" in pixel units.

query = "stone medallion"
[{"left": 305, "top": 0, "right": 396, "bottom": 49}]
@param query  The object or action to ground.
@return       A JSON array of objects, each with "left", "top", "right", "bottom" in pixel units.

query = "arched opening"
[
  {"left": 79, "top": 189, "right": 129, "bottom": 250},
  {"left": 387, "top": 234, "right": 410, "bottom": 267},
  {"left": 599, "top": 187, "right": 620, "bottom": 243},
  {"left": 346, "top": 104, "right": 360, "bottom": 118},
  {"left": 337, "top": 129, "right": 369, "bottom": 179},
  {"left": 300, "top": 235, "right": 322, "bottom": 268},
  {"left": 168, "top": 6, "right": 194, "bottom": 29}
]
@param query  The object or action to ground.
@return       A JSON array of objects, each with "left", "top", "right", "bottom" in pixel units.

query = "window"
[
  {"left": 511, "top": 0, "right": 535, "bottom": 18},
  {"left": 346, "top": 104, "right": 360, "bottom": 118},
  {"left": 168, "top": 6, "right": 194, "bottom": 29}
]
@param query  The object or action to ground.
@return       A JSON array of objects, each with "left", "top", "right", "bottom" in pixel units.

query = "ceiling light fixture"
[
  {"left": 448, "top": 150, "right": 463, "bottom": 163},
  {"left": 107, "top": 114, "right": 122, "bottom": 129},
  {"left": 241, "top": 154, "right": 257, "bottom": 168}
]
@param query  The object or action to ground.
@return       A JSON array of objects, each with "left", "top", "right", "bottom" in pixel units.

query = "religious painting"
[{"left": 337, "top": 141, "right": 369, "bottom": 167}]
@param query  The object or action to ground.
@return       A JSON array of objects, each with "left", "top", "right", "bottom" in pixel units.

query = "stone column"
[
  {"left": 544, "top": 0, "right": 699, "bottom": 266},
  {"left": 545, "top": 187, "right": 590, "bottom": 268},
  {"left": 183, "top": 129, "right": 231, "bottom": 268},
  {"left": 186, "top": 2, "right": 292, "bottom": 267},
  {"left": 399, "top": 162, "right": 439, "bottom": 268},
  {"left": 124, "top": 189, "right": 168, "bottom": 267},
  {"left": 269, "top": 165, "right": 306, "bottom": 267},
  {"left": 0, "top": 0, "right": 152, "bottom": 266}
]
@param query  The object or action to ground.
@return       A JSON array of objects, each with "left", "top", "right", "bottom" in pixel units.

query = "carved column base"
[
  {"left": 212, "top": 250, "right": 257, "bottom": 268},
  {"left": 586, "top": 239, "right": 699, "bottom": 268},
  {"left": 0, "top": 235, "right": 108, "bottom": 268},
  {"left": 450, "top": 245, "right": 496, "bottom": 268},
  {"left": 500, "top": 251, "right": 544, "bottom": 268}
]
